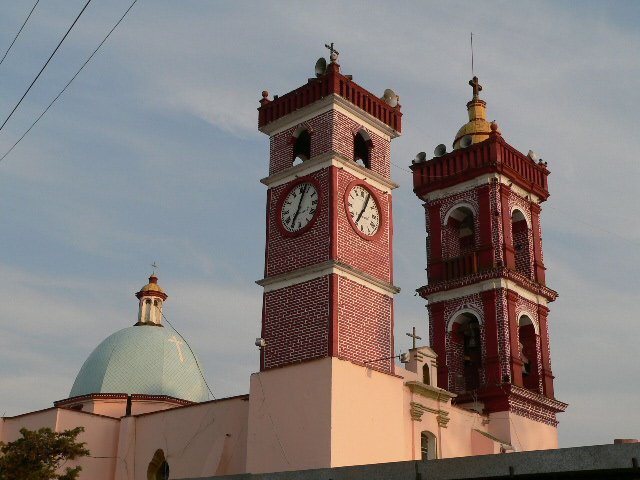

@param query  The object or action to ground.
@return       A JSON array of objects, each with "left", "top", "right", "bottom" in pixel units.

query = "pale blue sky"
[{"left": 1, "top": 0, "right": 639, "bottom": 447}]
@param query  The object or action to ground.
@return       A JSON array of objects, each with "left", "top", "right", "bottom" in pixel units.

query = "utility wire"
[
  {"left": 0, "top": 0, "right": 41, "bottom": 68},
  {"left": 0, "top": 0, "right": 139, "bottom": 164},
  {"left": 161, "top": 310, "right": 217, "bottom": 400},
  {"left": 0, "top": 0, "right": 92, "bottom": 134}
]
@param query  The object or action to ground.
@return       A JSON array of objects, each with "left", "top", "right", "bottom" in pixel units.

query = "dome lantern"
[
  {"left": 452, "top": 76, "right": 499, "bottom": 150},
  {"left": 135, "top": 274, "right": 167, "bottom": 326}
]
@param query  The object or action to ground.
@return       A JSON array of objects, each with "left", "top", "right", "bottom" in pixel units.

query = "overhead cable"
[
  {"left": 0, "top": 0, "right": 92, "bottom": 134},
  {"left": 0, "top": 0, "right": 41, "bottom": 68},
  {"left": 0, "top": 0, "right": 139, "bottom": 164}
]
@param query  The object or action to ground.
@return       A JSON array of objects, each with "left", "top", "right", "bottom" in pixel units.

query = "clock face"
[
  {"left": 347, "top": 185, "right": 380, "bottom": 237},
  {"left": 280, "top": 182, "right": 319, "bottom": 233}
]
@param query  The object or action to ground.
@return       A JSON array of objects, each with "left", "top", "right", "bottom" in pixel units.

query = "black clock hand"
[
  {"left": 356, "top": 194, "right": 370, "bottom": 223},
  {"left": 291, "top": 184, "right": 308, "bottom": 227}
]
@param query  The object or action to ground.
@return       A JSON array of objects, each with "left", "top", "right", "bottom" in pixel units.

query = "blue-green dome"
[{"left": 69, "top": 325, "right": 209, "bottom": 402}]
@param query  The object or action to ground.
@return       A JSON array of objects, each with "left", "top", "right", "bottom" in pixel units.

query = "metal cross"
[
  {"left": 169, "top": 335, "right": 185, "bottom": 363},
  {"left": 324, "top": 42, "right": 339, "bottom": 58},
  {"left": 151, "top": 261, "right": 158, "bottom": 274},
  {"left": 469, "top": 76, "right": 482, "bottom": 97},
  {"left": 406, "top": 327, "right": 422, "bottom": 350}
]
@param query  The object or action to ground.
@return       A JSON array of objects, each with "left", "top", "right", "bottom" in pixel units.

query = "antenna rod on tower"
[{"left": 470, "top": 32, "right": 474, "bottom": 77}]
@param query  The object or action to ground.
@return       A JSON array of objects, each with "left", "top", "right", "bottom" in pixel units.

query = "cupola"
[
  {"left": 135, "top": 274, "right": 168, "bottom": 326},
  {"left": 452, "top": 76, "right": 499, "bottom": 149}
]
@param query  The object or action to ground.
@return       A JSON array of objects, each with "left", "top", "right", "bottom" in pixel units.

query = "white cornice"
[
  {"left": 424, "top": 277, "right": 548, "bottom": 306},
  {"left": 256, "top": 260, "right": 400, "bottom": 297},
  {"left": 258, "top": 94, "right": 400, "bottom": 140},
  {"left": 419, "top": 173, "right": 540, "bottom": 204},
  {"left": 260, "top": 151, "right": 398, "bottom": 192}
]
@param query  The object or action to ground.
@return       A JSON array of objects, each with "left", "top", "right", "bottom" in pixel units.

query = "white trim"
[
  {"left": 256, "top": 260, "right": 400, "bottom": 297},
  {"left": 260, "top": 151, "right": 398, "bottom": 192},
  {"left": 443, "top": 202, "right": 477, "bottom": 225},
  {"left": 258, "top": 94, "right": 400, "bottom": 140},
  {"left": 447, "top": 307, "right": 484, "bottom": 332},
  {"left": 424, "top": 278, "right": 549, "bottom": 306},
  {"left": 517, "top": 312, "right": 539, "bottom": 334},
  {"left": 510, "top": 206, "right": 532, "bottom": 228},
  {"left": 419, "top": 173, "right": 541, "bottom": 204}
]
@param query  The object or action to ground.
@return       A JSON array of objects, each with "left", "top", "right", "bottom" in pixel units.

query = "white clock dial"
[
  {"left": 280, "top": 182, "right": 318, "bottom": 233},
  {"left": 347, "top": 185, "right": 380, "bottom": 236}
]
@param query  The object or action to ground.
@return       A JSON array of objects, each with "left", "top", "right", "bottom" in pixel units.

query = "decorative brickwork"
[
  {"left": 441, "top": 295, "right": 485, "bottom": 393},
  {"left": 269, "top": 110, "right": 391, "bottom": 177},
  {"left": 262, "top": 276, "right": 330, "bottom": 369},
  {"left": 337, "top": 276, "right": 393, "bottom": 373}
]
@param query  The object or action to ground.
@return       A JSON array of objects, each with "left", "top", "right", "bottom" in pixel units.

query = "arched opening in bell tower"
[
  {"left": 354, "top": 130, "right": 371, "bottom": 168},
  {"left": 292, "top": 128, "right": 311, "bottom": 165},
  {"left": 443, "top": 204, "right": 475, "bottom": 258},
  {"left": 449, "top": 311, "right": 482, "bottom": 393},
  {"left": 511, "top": 209, "right": 532, "bottom": 278},
  {"left": 518, "top": 314, "right": 541, "bottom": 393}
]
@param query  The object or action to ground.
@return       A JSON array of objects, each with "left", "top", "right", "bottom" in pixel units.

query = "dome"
[{"left": 69, "top": 325, "right": 209, "bottom": 403}]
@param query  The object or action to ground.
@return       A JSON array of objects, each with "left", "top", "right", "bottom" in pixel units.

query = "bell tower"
[
  {"left": 410, "top": 77, "right": 566, "bottom": 443},
  {"left": 256, "top": 47, "right": 401, "bottom": 374}
]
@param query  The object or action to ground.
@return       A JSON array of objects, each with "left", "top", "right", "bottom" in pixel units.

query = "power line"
[
  {"left": 0, "top": 0, "right": 92, "bottom": 134},
  {"left": 161, "top": 310, "right": 217, "bottom": 400},
  {"left": 0, "top": 0, "right": 139, "bottom": 164},
  {"left": 0, "top": 0, "right": 41, "bottom": 68}
]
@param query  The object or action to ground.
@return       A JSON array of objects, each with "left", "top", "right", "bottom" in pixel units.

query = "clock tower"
[{"left": 256, "top": 48, "right": 401, "bottom": 374}]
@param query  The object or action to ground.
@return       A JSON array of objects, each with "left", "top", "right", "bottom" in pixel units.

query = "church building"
[{"left": 0, "top": 48, "right": 567, "bottom": 480}]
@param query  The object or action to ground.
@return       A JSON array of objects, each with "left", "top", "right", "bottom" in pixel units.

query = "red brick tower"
[
  {"left": 410, "top": 77, "right": 566, "bottom": 427},
  {"left": 256, "top": 49, "right": 401, "bottom": 374}
]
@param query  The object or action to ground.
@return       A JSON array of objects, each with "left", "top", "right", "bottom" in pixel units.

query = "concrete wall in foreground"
[{"left": 179, "top": 443, "right": 640, "bottom": 480}]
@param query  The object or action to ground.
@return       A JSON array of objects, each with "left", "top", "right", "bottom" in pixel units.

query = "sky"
[{"left": 1, "top": 0, "right": 639, "bottom": 448}]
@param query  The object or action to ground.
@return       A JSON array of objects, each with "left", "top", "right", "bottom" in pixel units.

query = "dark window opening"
[
  {"left": 354, "top": 131, "right": 370, "bottom": 168},
  {"left": 452, "top": 314, "right": 481, "bottom": 392},
  {"left": 422, "top": 364, "right": 430, "bottom": 385},
  {"left": 293, "top": 129, "right": 311, "bottom": 164},
  {"left": 519, "top": 318, "right": 539, "bottom": 392}
]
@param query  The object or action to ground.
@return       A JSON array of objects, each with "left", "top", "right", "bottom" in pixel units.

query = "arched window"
[
  {"left": 292, "top": 128, "right": 311, "bottom": 165},
  {"left": 144, "top": 299, "right": 151, "bottom": 323},
  {"left": 511, "top": 209, "right": 532, "bottom": 278},
  {"left": 450, "top": 312, "right": 481, "bottom": 392},
  {"left": 354, "top": 130, "right": 371, "bottom": 168},
  {"left": 421, "top": 431, "right": 437, "bottom": 460},
  {"left": 443, "top": 205, "right": 475, "bottom": 258},
  {"left": 518, "top": 315, "right": 540, "bottom": 392},
  {"left": 422, "top": 364, "right": 430, "bottom": 385},
  {"left": 147, "top": 449, "right": 170, "bottom": 480}
]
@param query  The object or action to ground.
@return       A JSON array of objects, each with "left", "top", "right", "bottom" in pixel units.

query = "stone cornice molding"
[
  {"left": 405, "top": 381, "right": 457, "bottom": 403},
  {"left": 409, "top": 401, "right": 451, "bottom": 427},
  {"left": 257, "top": 259, "right": 400, "bottom": 296},
  {"left": 261, "top": 150, "right": 398, "bottom": 192}
]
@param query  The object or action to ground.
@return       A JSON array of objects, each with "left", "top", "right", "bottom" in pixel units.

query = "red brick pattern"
[
  {"left": 262, "top": 276, "right": 330, "bottom": 369},
  {"left": 337, "top": 276, "right": 393, "bottom": 373},
  {"left": 265, "top": 169, "right": 330, "bottom": 278},
  {"left": 438, "top": 191, "right": 480, "bottom": 260},
  {"left": 268, "top": 110, "right": 391, "bottom": 178},
  {"left": 336, "top": 169, "right": 392, "bottom": 283},
  {"left": 441, "top": 294, "right": 485, "bottom": 392}
]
